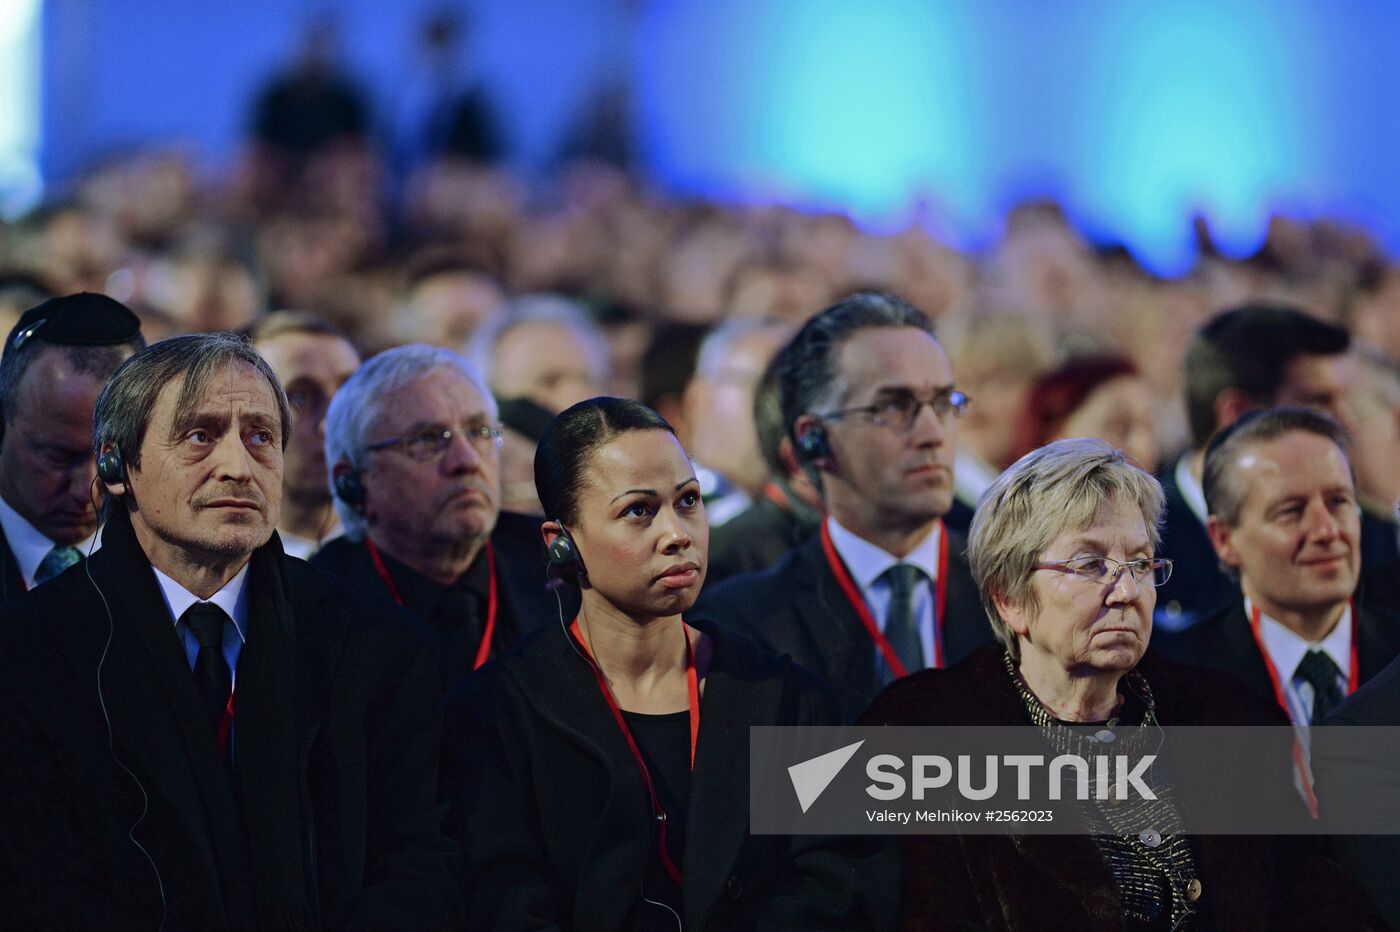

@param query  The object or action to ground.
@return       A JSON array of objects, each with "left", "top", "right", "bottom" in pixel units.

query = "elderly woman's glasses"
[
  {"left": 1033, "top": 556, "right": 1174, "bottom": 588},
  {"left": 366, "top": 423, "right": 505, "bottom": 462},
  {"left": 822, "top": 389, "right": 970, "bottom": 431}
]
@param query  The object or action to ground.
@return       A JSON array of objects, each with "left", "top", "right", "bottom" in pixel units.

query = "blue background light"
[{"left": 22, "top": 0, "right": 1400, "bottom": 273}]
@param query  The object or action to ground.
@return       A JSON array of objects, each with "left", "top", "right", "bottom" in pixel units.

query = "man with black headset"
[
  {"left": 0, "top": 333, "right": 462, "bottom": 928},
  {"left": 695, "top": 292, "right": 994, "bottom": 721},
  {"left": 0, "top": 292, "right": 144, "bottom": 600},
  {"left": 313, "top": 343, "right": 577, "bottom": 692}
]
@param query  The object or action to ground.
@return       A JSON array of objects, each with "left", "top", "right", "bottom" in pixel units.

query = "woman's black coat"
[{"left": 444, "top": 618, "right": 900, "bottom": 930}]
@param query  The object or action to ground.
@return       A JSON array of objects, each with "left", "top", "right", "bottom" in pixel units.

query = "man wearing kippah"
[{"left": 0, "top": 293, "right": 144, "bottom": 599}]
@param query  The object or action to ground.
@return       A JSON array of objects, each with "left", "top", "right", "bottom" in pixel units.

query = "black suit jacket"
[
  {"left": 310, "top": 510, "right": 578, "bottom": 688},
  {"left": 692, "top": 524, "right": 993, "bottom": 722},
  {"left": 0, "top": 523, "right": 26, "bottom": 604},
  {"left": 1151, "top": 597, "right": 1400, "bottom": 704},
  {"left": 443, "top": 620, "right": 899, "bottom": 930},
  {"left": 1315, "top": 651, "right": 1400, "bottom": 928},
  {"left": 706, "top": 493, "right": 819, "bottom": 585},
  {"left": 0, "top": 507, "right": 462, "bottom": 930},
  {"left": 1153, "top": 458, "right": 1236, "bottom": 631}
]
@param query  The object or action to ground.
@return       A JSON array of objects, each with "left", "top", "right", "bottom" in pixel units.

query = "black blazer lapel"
[
  {"left": 683, "top": 639, "right": 785, "bottom": 927},
  {"left": 0, "top": 524, "right": 25, "bottom": 603},
  {"left": 794, "top": 539, "right": 879, "bottom": 715},
  {"left": 1356, "top": 602, "right": 1400, "bottom": 684},
  {"left": 942, "top": 534, "right": 991, "bottom": 665},
  {"left": 515, "top": 632, "right": 655, "bottom": 931},
  {"left": 288, "top": 565, "right": 350, "bottom": 771},
  {"left": 1219, "top": 602, "right": 1281, "bottom": 701},
  {"left": 234, "top": 544, "right": 309, "bottom": 918}
]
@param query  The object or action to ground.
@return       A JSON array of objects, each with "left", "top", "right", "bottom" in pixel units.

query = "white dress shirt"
[
  {"left": 0, "top": 492, "right": 100, "bottom": 589},
  {"left": 827, "top": 517, "right": 943, "bottom": 668},
  {"left": 1173, "top": 454, "right": 1209, "bottom": 528},
  {"left": 1248, "top": 596, "right": 1352, "bottom": 729},
  {"left": 153, "top": 562, "right": 251, "bottom": 687}
]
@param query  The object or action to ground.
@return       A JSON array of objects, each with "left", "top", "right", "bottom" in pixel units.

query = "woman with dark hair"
[
  {"left": 1016, "top": 354, "right": 1159, "bottom": 472},
  {"left": 444, "top": 396, "right": 897, "bottom": 931}
]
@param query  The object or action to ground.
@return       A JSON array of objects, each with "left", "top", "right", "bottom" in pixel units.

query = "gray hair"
[
  {"left": 93, "top": 333, "right": 291, "bottom": 515},
  {"left": 1202, "top": 406, "right": 1353, "bottom": 529},
  {"left": 968, "top": 437, "right": 1165, "bottom": 658},
  {"left": 324, "top": 343, "right": 497, "bottom": 539},
  {"left": 467, "top": 293, "right": 610, "bottom": 391}
]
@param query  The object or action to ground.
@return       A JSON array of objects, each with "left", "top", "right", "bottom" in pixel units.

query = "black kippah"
[{"left": 5, "top": 292, "right": 142, "bottom": 355}]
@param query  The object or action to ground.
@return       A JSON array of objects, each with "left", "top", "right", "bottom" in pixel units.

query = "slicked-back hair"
[
  {"left": 534, "top": 396, "right": 676, "bottom": 528},
  {"left": 968, "top": 437, "right": 1165, "bottom": 659},
  {"left": 1183, "top": 304, "right": 1349, "bottom": 449},
  {"left": 93, "top": 333, "right": 291, "bottom": 512},
  {"left": 1202, "top": 406, "right": 1354, "bottom": 529},
  {"left": 778, "top": 291, "right": 935, "bottom": 454},
  {"left": 323, "top": 343, "right": 497, "bottom": 540}
]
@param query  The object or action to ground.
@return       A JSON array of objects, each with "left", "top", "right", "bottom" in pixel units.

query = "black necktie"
[
  {"left": 880, "top": 563, "right": 926, "bottom": 683},
  {"left": 184, "top": 603, "right": 233, "bottom": 738},
  {"left": 1296, "top": 649, "right": 1345, "bottom": 726}
]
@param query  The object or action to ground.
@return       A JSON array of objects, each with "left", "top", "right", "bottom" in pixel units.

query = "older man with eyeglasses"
[
  {"left": 313, "top": 344, "right": 578, "bottom": 691},
  {"left": 693, "top": 293, "right": 995, "bottom": 721}
]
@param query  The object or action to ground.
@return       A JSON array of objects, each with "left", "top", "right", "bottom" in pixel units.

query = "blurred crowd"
[
  {"left": 6, "top": 138, "right": 1400, "bottom": 492},
  {"left": 6, "top": 7, "right": 1400, "bottom": 533}
]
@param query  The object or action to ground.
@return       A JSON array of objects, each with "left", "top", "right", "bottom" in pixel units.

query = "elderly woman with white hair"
[{"left": 862, "top": 438, "right": 1377, "bottom": 932}]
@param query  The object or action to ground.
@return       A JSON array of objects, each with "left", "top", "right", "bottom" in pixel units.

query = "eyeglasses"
[
  {"left": 366, "top": 423, "right": 505, "bottom": 462},
  {"left": 821, "top": 389, "right": 970, "bottom": 431},
  {"left": 1033, "top": 556, "right": 1174, "bottom": 588}
]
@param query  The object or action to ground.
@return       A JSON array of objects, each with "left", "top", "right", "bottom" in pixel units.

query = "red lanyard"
[
  {"left": 761, "top": 481, "right": 790, "bottom": 510},
  {"left": 1247, "top": 599, "right": 1359, "bottom": 817},
  {"left": 366, "top": 537, "right": 499, "bottom": 671},
  {"left": 820, "top": 519, "right": 949, "bottom": 675},
  {"left": 569, "top": 616, "right": 700, "bottom": 886}
]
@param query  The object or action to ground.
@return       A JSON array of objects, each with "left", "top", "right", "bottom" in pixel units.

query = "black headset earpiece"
[
  {"left": 547, "top": 521, "right": 587, "bottom": 577},
  {"left": 797, "top": 423, "right": 830, "bottom": 461},
  {"left": 334, "top": 470, "right": 366, "bottom": 508},
  {"left": 96, "top": 446, "right": 126, "bottom": 485},
  {"left": 547, "top": 533, "right": 576, "bottom": 566}
]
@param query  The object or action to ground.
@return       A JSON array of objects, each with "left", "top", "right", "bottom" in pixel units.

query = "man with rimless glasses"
[
  {"left": 695, "top": 293, "right": 995, "bottom": 721},
  {"left": 314, "top": 344, "right": 577, "bottom": 690}
]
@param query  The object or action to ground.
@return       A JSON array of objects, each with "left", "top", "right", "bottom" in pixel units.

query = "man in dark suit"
[
  {"left": 0, "top": 333, "right": 461, "bottom": 928},
  {"left": 1156, "top": 304, "right": 1351, "bottom": 632},
  {"left": 0, "top": 293, "right": 144, "bottom": 600},
  {"left": 313, "top": 343, "right": 575, "bottom": 691},
  {"left": 696, "top": 292, "right": 993, "bottom": 721},
  {"left": 1154, "top": 408, "right": 1400, "bottom": 737}
]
